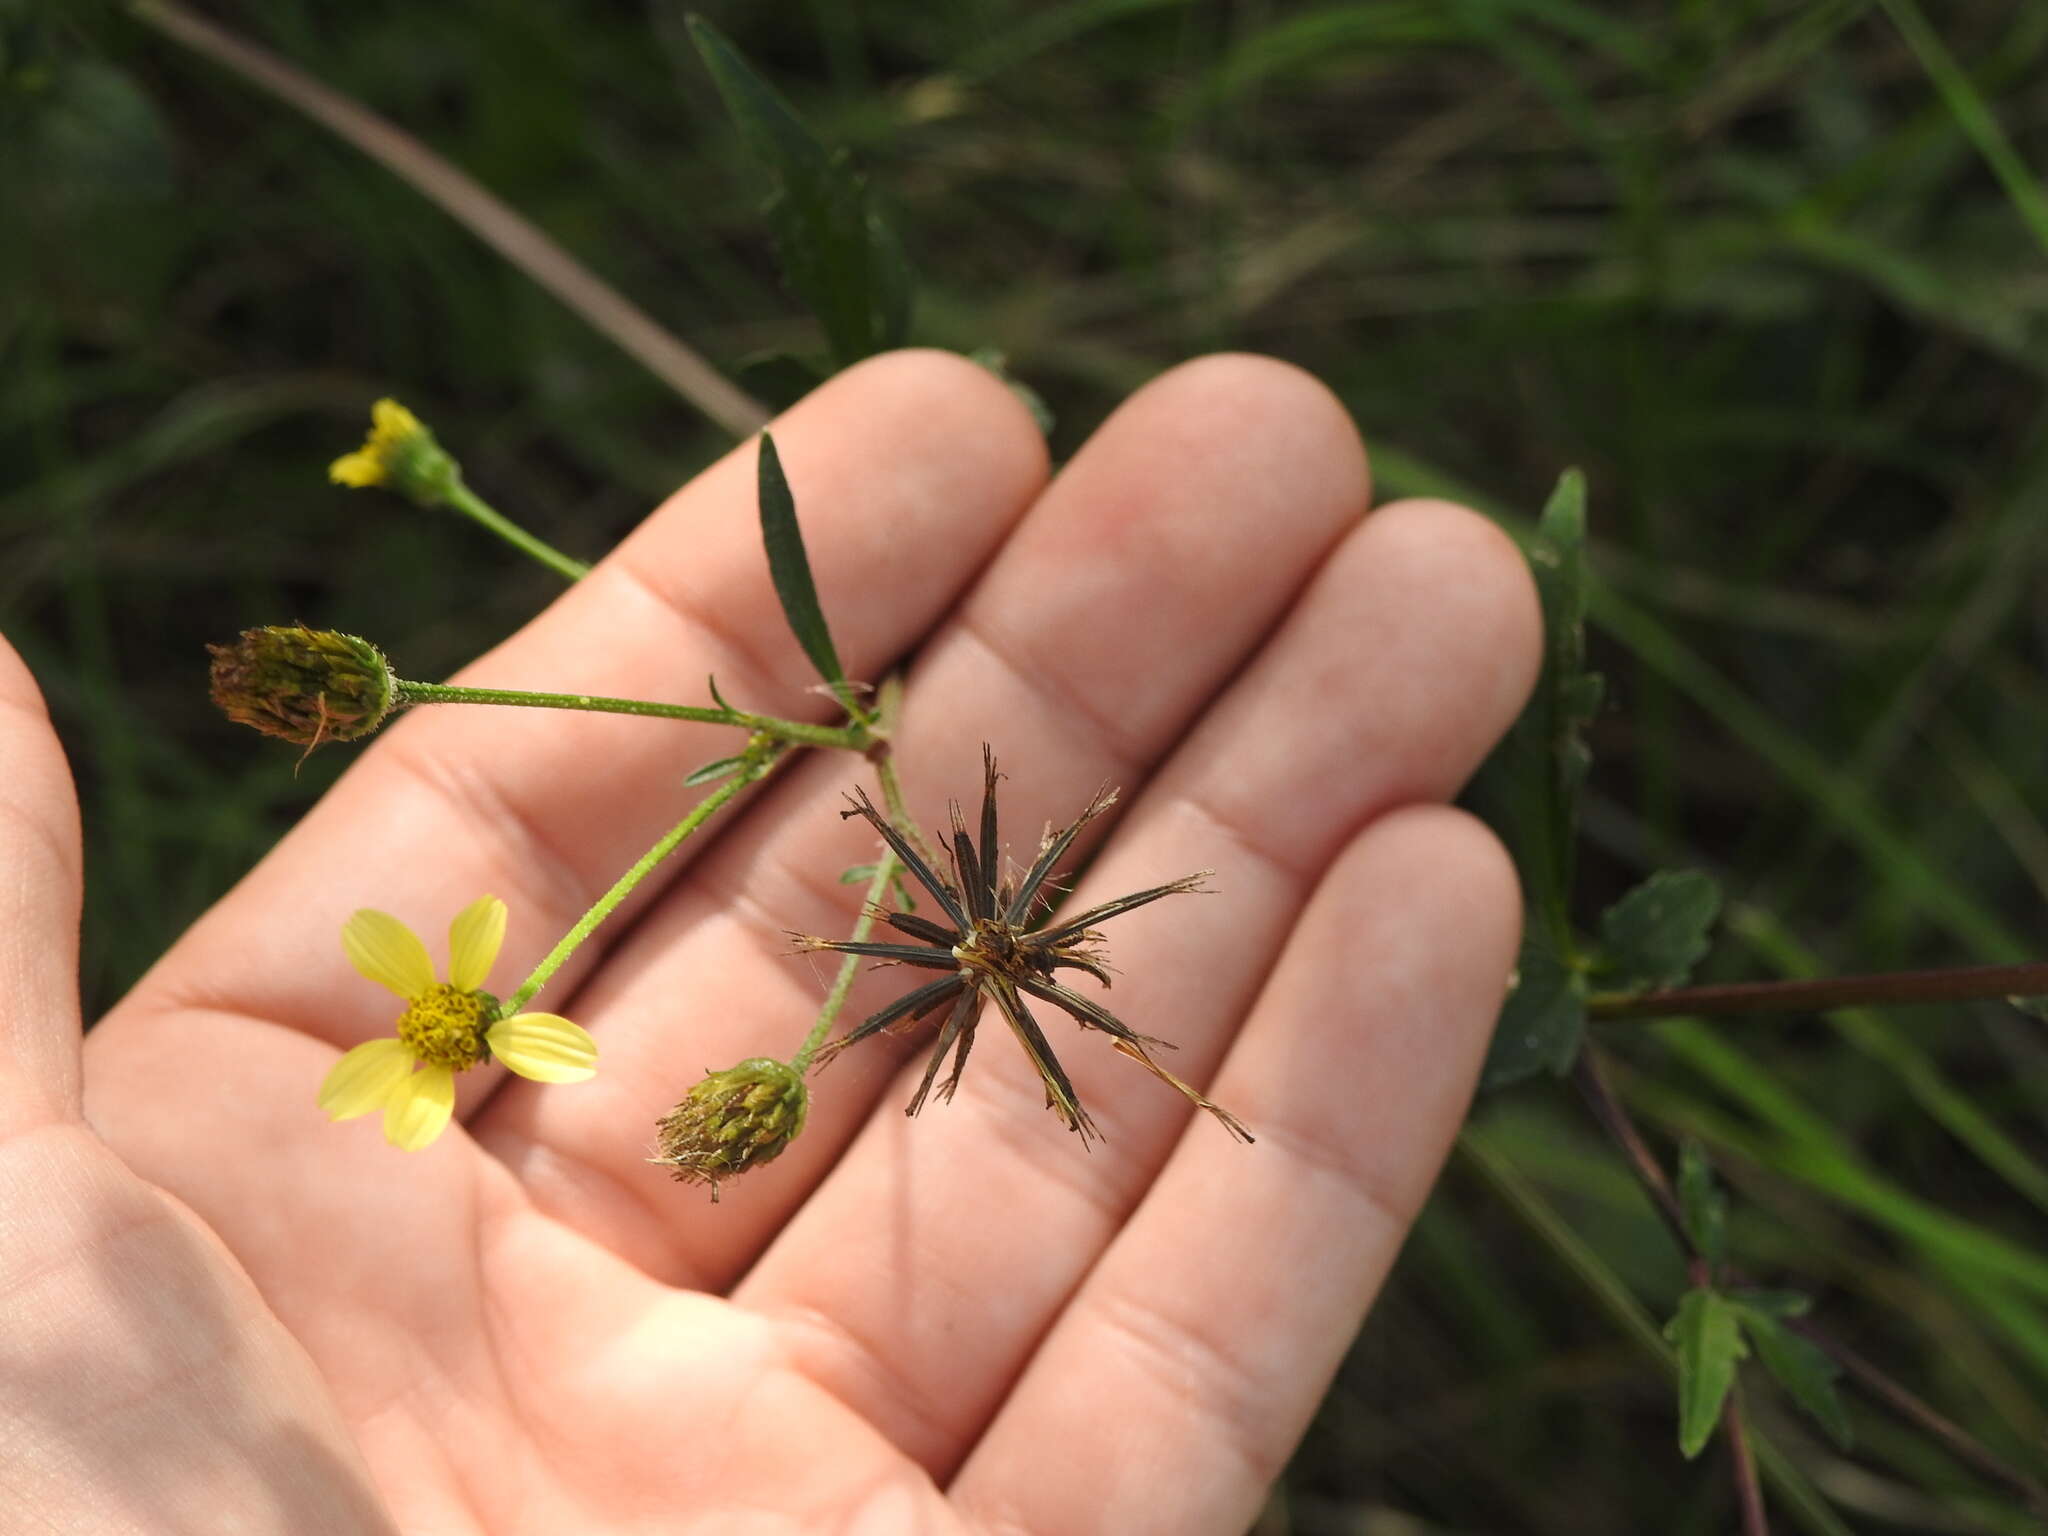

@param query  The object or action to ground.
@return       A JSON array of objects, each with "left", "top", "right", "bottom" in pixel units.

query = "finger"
[
  {"left": 470, "top": 355, "right": 1373, "bottom": 1281},
  {"left": 0, "top": 636, "right": 85, "bottom": 1133},
  {"left": 949, "top": 806, "right": 1520, "bottom": 1532},
  {"left": 729, "top": 497, "right": 1537, "bottom": 1475},
  {"left": 92, "top": 351, "right": 1047, "bottom": 1085}
]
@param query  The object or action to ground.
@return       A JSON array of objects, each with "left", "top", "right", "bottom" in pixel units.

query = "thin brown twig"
[
  {"left": 1588, "top": 960, "right": 2048, "bottom": 1022},
  {"left": 129, "top": 0, "right": 771, "bottom": 440},
  {"left": 1575, "top": 1048, "right": 1769, "bottom": 1535}
]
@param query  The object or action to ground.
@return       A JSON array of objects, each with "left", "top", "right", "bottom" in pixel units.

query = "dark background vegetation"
[{"left": 7, "top": 1, "right": 2048, "bottom": 1530}]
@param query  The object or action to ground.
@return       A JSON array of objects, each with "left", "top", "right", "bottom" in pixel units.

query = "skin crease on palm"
[{"left": 0, "top": 352, "right": 1539, "bottom": 1535}]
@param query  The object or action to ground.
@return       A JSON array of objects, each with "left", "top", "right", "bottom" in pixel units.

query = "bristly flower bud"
[
  {"left": 329, "top": 398, "right": 460, "bottom": 507},
  {"left": 652, "top": 1057, "right": 808, "bottom": 1201},
  {"left": 208, "top": 625, "right": 396, "bottom": 746}
]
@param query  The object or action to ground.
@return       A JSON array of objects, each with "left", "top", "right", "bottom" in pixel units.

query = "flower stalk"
[{"left": 500, "top": 743, "right": 790, "bottom": 1015}]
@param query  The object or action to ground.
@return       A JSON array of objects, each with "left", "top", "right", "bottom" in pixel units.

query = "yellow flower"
[
  {"left": 318, "top": 895, "right": 597, "bottom": 1150},
  {"left": 329, "top": 398, "right": 458, "bottom": 505}
]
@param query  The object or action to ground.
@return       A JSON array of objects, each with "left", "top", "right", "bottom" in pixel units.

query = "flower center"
[{"left": 396, "top": 983, "right": 496, "bottom": 1069}]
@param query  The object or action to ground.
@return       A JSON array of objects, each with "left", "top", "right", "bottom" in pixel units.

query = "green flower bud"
[
  {"left": 207, "top": 625, "right": 396, "bottom": 746},
  {"left": 652, "top": 1057, "right": 808, "bottom": 1201},
  {"left": 329, "top": 398, "right": 460, "bottom": 508}
]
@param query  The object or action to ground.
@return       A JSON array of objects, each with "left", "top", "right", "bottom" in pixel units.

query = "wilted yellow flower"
[
  {"left": 320, "top": 896, "right": 597, "bottom": 1151},
  {"left": 329, "top": 398, "right": 459, "bottom": 505}
]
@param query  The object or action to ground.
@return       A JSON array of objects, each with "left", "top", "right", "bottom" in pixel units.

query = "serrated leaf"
[
  {"left": 1480, "top": 915, "right": 1587, "bottom": 1090},
  {"left": 1732, "top": 1305, "right": 1852, "bottom": 1449},
  {"left": 1466, "top": 469, "right": 1599, "bottom": 968},
  {"left": 1665, "top": 1287, "right": 1747, "bottom": 1459},
  {"left": 1677, "top": 1138, "right": 1727, "bottom": 1270},
  {"left": 684, "top": 754, "right": 746, "bottom": 787},
  {"left": 1598, "top": 868, "right": 1723, "bottom": 991},
  {"left": 688, "top": 15, "right": 913, "bottom": 368},
  {"left": 756, "top": 432, "right": 849, "bottom": 699}
]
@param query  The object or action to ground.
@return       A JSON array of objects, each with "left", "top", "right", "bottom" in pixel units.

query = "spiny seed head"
[
  {"left": 207, "top": 625, "right": 395, "bottom": 746},
  {"left": 653, "top": 1057, "right": 808, "bottom": 1200}
]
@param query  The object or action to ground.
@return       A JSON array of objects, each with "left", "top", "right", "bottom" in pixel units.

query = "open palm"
[{"left": 3, "top": 353, "right": 1537, "bottom": 1534}]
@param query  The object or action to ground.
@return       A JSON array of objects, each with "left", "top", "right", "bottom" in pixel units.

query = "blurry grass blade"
[
  {"left": 756, "top": 432, "right": 849, "bottom": 701},
  {"left": 1597, "top": 869, "right": 1723, "bottom": 991},
  {"left": 1877, "top": 0, "right": 2048, "bottom": 259},
  {"left": 1666, "top": 1286, "right": 1746, "bottom": 1459},
  {"left": 1733, "top": 1304, "right": 1854, "bottom": 1450},
  {"left": 1678, "top": 1137, "right": 1728, "bottom": 1270},
  {"left": 1479, "top": 913, "right": 1586, "bottom": 1089},
  {"left": 687, "top": 14, "right": 913, "bottom": 367}
]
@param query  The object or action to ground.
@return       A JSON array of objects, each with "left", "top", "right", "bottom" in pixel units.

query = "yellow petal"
[
  {"left": 317, "top": 1037, "right": 415, "bottom": 1120},
  {"left": 447, "top": 895, "right": 507, "bottom": 993},
  {"left": 342, "top": 908, "right": 436, "bottom": 998},
  {"left": 382, "top": 1065, "right": 456, "bottom": 1151},
  {"left": 487, "top": 1013, "right": 598, "bottom": 1083}
]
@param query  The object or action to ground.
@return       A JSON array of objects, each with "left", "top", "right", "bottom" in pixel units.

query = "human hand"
[{"left": 4, "top": 352, "right": 1538, "bottom": 1533}]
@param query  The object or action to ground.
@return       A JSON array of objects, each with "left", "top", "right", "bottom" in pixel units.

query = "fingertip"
[{"left": 1368, "top": 497, "right": 1544, "bottom": 722}]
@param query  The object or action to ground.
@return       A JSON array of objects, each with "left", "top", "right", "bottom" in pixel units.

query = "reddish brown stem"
[{"left": 1588, "top": 961, "right": 2048, "bottom": 1022}]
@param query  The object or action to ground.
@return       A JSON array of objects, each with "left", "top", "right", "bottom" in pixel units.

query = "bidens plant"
[{"left": 213, "top": 403, "right": 1253, "bottom": 1191}]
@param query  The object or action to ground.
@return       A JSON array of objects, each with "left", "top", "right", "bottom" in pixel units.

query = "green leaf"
[
  {"left": 756, "top": 432, "right": 849, "bottom": 699},
  {"left": 1665, "top": 1287, "right": 1747, "bottom": 1459},
  {"left": 1467, "top": 469, "right": 1599, "bottom": 950},
  {"left": 684, "top": 754, "right": 746, "bottom": 787},
  {"left": 1480, "top": 915, "right": 1587, "bottom": 1089},
  {"left": 1597, "top": 868, "right": 1723, "bottom": 990},
  {"left": 2008, "top": 994, "right": 2048, "bottom": 1020},
  {"left": 1677, "top": 1138, "right": 1727, "bottom": 1271},
  {"left": 1732, "top": 1304, "right": 1853, "bottom": 1450},
  {"left": 687, "top": 15, "right": 914, "bottom": 368}
]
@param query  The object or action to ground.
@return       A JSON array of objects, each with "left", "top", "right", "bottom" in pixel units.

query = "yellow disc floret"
[{"left": 395, "top": 983, "right": 496, "bottom": 1070}]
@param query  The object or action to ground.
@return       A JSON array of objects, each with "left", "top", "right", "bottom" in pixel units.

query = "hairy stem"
[
  {"left": 395, "top": 679, "right": 871, "bottom": 751},
  {"left": 500, "top": 747, "right": 787, "bottom": 1014},
  {"left": 791, "top": 853, "right": 902, "bottom": 1075},
  {"left": 441, "top": 479, "right": 590, "bottom": 582}
]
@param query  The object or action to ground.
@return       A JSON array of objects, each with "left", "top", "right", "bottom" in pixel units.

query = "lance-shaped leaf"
[
  {"left": 757, "top": 432, "right": 852, "bottom": 704},
  {"left": 1598, "top": 868, "right": 1723, "bottom": 992},
  {"left": 1730, "top": 1301, "right": 1852, "bottom": 1450},
  {"left": 1470, "top": 468, "right": 1601, "bottom": 1088},
  {"left": 688, "top": 15, "right": 913, "bottom": 368},
  {"left": 1666, "top": 1286, "right": 1747, "bottom": 1459}
]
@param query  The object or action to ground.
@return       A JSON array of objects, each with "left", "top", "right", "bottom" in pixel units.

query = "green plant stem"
[
  {"left": 1459, "top": 1130, "right": 1853, "bottom": 1536},
  {"left": 394, "top": 678, "right": 871, "bottom": 751},
  {"left": 441, "top": 478, "right": 590, "bottom": 582},
  {"left": 500, "top": 747, "right": 787, "bottom": 1014},
  {"left": 871, "top": 750, "right": 943, "bottom": 870},
  {"left": 1588, "top": 960, "right": 2048, "bottom": 1021},
  {"left": 791, "top": 852, "right": 901, "bottom": 1075}
]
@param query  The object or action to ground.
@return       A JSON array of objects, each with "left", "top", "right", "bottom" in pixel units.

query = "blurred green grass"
[{"left": 7, "top": 1, "right": 2048, "bottom": 1529}]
